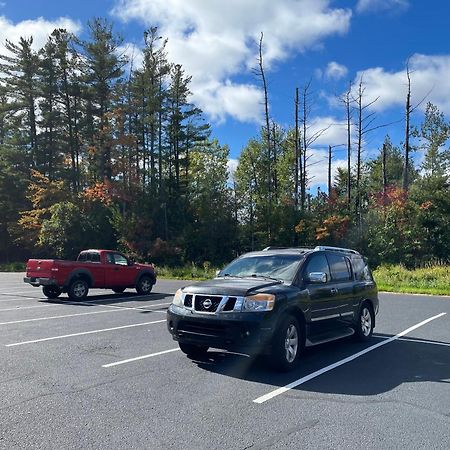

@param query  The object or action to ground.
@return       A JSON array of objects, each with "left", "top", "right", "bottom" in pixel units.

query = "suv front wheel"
[
  {"left": 179, "top": 342, "right": 209, "bottom": 359},
  {"left": 271, "top": 315, "right": 302, "bottom": 372}
]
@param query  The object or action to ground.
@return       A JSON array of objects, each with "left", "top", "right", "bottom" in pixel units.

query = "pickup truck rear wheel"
[
  {"left": 136, "top": 276, "right": 153, "bottom": 295},
  {"left": 68, "top": 279, "right": 89, "bottom": 301},
  {"left": 42, "top": 285, "right": 62, "bottom": 299},
  {"left": 270, "top": 315, "right": 302, "bottom": 372}
]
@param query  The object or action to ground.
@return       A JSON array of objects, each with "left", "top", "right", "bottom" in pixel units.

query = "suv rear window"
[{"left": 352, "top": 256, "right": 373, "bottom": 281}]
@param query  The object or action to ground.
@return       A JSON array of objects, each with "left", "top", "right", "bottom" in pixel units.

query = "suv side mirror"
[{"left": 309, "top": 272, "right": 327, "bottom": 283}]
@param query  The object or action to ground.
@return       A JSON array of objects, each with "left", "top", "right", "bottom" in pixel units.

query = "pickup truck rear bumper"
[{"left": 24, "top": 277, "right": 58, "bottom": 287}]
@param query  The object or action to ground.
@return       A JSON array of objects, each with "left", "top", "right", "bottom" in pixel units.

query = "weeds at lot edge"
[
  {"left": 155, "top": 263, "right": 218, "bottom": 280},
  {"left": 0, "top": 262, "right": 26, "bottom": 272},
  {"left": 373, "top": 264, "right": 450, "bottom": 296}
]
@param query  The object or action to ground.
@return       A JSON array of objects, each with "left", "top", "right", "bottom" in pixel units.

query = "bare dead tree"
[
  {"left": 256, "top": 32, "right": 272, "bottom": 239},
  {"left": 300, "top": 80, "right": 330, "bottom": 210},
  {"left": 381, "top": 140, "right": 387, "bottom": 195},
  {"left": 403, "top": 61, "right": 412, "bottom": 191},
  {"left": 327, "top": 144, "right": 345, "bottom": 195},
  {"left": 353, "top": 76, "right": 380, "bottom": 218},
  {"left": 294, "top": 87, "right": 301, "bottom": 209},
  {"left": 340, "top": 82, "right": 353, "bottom": 207}
]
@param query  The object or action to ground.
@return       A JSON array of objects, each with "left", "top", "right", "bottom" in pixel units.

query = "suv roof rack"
[
  {"left": 314, "top": 246, "right": 360, "bottom": 255},
  {"left": 262, "top": 246, "right": 311, "bottom": 252}
]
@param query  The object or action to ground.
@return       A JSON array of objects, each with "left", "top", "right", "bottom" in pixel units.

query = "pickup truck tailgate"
[{"left": 26, "top": 259, "right": 57, "bottom": 279}]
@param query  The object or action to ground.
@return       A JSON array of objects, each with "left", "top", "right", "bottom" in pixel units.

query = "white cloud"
[
  {"left": 0, "top": 16, "right": 81, "bottom": 52},
  {"left": 117, "top": 43, "right": 144, "bottom": 70},
  {"left": 112, "top": 0, "right": 352, "bottom": 124},
  {"left": 227, "top": 158, "right": 238, "bottom": 183},
  {"left": 356, "top": 0, "right": 409, "bottom": 14},
  {"left": 351, "top": 54, "right": 450, "bottom": 115},
  {"left": 325, "top": 61, "right": 348, "bottom": 80},
  {"left": 307, "top": 148, "right": 347, "bottom": 188},
  {"left": 308, "top": 116, "right": 348, "bottom": 147}
]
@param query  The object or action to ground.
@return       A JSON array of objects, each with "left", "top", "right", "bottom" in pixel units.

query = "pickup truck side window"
[
  {"left": 78, "top": 253, "right": 87, "bottom": 262},
  {"left": 90, "top": 252, "right": 100, "bottom": 263},
  {"left": 327, "top": 254, "right": 352, "bottom": 282},
  {"left": 303, "top": 254, "right": 331, "bottom": 283},
  {"left": 109, "top": 253, "right": 128, "bottom": 266}
]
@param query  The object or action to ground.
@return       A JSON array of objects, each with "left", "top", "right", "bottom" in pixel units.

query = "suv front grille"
[
  {"left": 182, "top": 294, "right": 240, "bottom": 313},
  {"left": 195, "top": 295, "right": 222, "bottom": 312}
]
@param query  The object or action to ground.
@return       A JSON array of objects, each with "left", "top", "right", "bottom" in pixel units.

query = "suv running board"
[{"left": 306, "top": 327, "right": 355, "bottom": 347}]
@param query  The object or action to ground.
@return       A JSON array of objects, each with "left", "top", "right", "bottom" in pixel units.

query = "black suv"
[{"left": 167, "top": 246, "right": 378, "bottom": 371}]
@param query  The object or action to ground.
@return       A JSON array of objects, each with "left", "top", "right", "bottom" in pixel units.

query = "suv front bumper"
[{"left": 167, "top": 304, "right": 277, "bottom": 354}]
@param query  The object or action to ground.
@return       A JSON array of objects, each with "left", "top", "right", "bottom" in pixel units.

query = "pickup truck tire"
[
  {"left": 136, "top": 276, "right": 153, "bottom": 295},
  {"left": 42, "top": 286, "right": 62, "bottom": 299},
  {"left": 68, "top": 279, "right": 89, "bottom": 301},
  {"left": 270, "top": 315, "right": 302, "bottom": 372},
  {"left": 354, "top": 302, "right": 374, "bottom": 341},
  {"left": 179, "top": 342, "right": 209, "bottom": 358},
  {"left": 113, "top": 288, "right": 125, "bottom": 294}
]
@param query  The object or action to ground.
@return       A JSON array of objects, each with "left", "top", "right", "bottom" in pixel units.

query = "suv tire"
[
  {"left": 179, "top": 342, "right": 209, "bottom": 358},
  {"left": 354, "top": 302, "right": 374, "bottom": 341},
  {"left": 271, "top": 315, "right": 302, "bottom": 372},
  {"left": 43, "top": 285, "right": 62, "bottom": 299},
  {"left": 68, "top": 279, "right": 89, "bottom": 301}
]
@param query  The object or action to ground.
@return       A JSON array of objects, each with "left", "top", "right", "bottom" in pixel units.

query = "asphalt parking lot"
[{"left": 0, "top": 272, "right": 449, "bottom": 450}]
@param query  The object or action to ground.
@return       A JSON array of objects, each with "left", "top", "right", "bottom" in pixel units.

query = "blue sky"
[{"left": 1, "top": 0, "right": 448, "bottom": 187}]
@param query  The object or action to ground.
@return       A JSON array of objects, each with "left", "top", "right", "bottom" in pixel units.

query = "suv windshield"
[{"left": 219, "top": 254, "right": 304, "bottom": 283}]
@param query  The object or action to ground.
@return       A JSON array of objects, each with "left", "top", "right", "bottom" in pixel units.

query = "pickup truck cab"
[{"left": 24, "top": 249, "right": 156, "bottom": 300}]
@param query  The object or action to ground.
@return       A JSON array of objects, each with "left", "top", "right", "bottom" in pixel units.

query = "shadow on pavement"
[{"left": 188, "top": 334, "right": 450, "bottom": 396}]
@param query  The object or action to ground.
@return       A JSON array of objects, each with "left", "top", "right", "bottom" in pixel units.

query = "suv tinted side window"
[
  {"left": 327, "top": 253, "right": 352, "bottom": 282},
  {"left": 352, "top": 256, "right": 373, "bottom": 281},
  {"left": 303, "top": 254, "right": 331, "bottom": 283}
]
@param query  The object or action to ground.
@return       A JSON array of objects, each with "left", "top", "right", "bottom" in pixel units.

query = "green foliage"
[
  {"left": 374, "top": 264, "right": 450, "bottom": 295},
  {"left": 38, "top": 201, "right": 92, "bottom": 259}
]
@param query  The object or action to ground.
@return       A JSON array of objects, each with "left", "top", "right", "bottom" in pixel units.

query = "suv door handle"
[{"left": 330, "top": 288, "right": 338, "bottom": 294}]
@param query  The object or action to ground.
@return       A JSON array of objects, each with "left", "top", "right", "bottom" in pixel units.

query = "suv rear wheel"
[
  {"left": 271, "top": 315, "right": 302, "bottom": 372},
  {"left": 354, "top": 303, "right": 374, "bottom": 341}
]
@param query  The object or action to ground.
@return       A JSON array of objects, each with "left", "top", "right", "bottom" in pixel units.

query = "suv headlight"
[
  {"left": 172, "top": 289, "right": 184, "bottom": 307},
  {"left": 242, "top": 293, "right": 275, "bottom": 312}
]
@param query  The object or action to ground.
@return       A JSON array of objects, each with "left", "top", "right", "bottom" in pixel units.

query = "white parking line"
[
  {"left": 253, "top": 312, "right": 447, "bottom": 404},
  {"left": 77, "top": 300, "right": 171, "bottom": 312},
  {"left": 103, "top": 348, "right": 181, "bottom": 367},
  {"left": 0, "top": 304, "right": 53, "bottom": 312},
  {"left": 5, "top": 319, "right": 166, "bottom": 347},
  {"left": 0, "top": 308, "right": 130, "bottom": 325}
]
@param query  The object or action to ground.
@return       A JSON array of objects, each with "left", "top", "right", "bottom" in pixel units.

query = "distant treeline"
[{"left": 0, "top": 18, "right": 449, "bottom": 267}]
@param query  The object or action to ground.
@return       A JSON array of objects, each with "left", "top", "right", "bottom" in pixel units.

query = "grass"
[
  {"left": 373, "top": 264, "right": 450, "bottom": 296},
  {"left": 0, "top": 262, "right": 26, "bottom": 272},
  {"left": 155, "top": 263, "right": 218, "bottom": 280}
]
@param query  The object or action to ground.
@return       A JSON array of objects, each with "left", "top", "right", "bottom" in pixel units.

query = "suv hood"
[{"left": 181, "top": 277, "right": 282, "bottom": 297}]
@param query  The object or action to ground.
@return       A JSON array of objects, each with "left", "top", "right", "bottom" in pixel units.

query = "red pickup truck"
[{"left": 24, "top": 249, "right": 157, "bottom": 300}]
